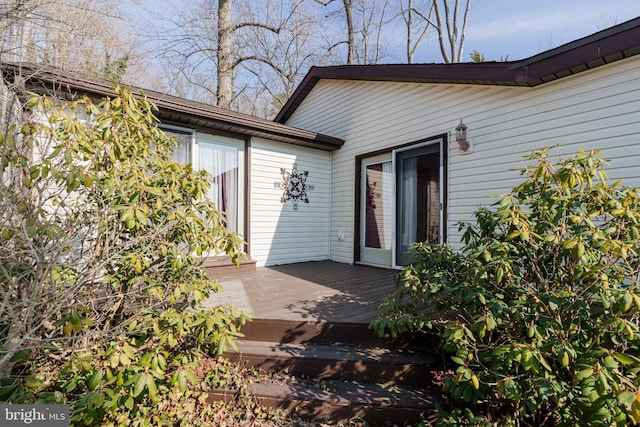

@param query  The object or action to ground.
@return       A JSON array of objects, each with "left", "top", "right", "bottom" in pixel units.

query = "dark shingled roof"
[
  {"left": 275, "top": 17, "right": 640, "bottom": 124},
  {"left": 1, "top": 62, "right": 344, "bottom": 152}
]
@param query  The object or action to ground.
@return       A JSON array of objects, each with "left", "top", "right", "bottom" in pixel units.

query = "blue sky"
[{"left": 414, "top": 0, "right": 640, "bottom": 62}]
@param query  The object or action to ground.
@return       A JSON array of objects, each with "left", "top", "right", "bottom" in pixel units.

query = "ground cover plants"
[
  {"left": 374, "top": 149, "right": 640, "bottom": 426},
  {"left": 0, "top": 84, "right": 420, "bottom": 426},
  {"left": 0, "top": 86, "right": 259, "bottom": 425}
]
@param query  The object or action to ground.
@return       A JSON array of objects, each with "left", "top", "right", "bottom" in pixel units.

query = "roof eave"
[
  {"left": 274, "top": 63, "right": 529, "bottom": 123},
  {"left": 2, "top": 62, "right": 344, "bottom": 152},
  {"left": 509, "top": 18, "right": 640, "bottom": 85},
  {"left": 275, "top": 17, "right": 640, "bottom": 124}
]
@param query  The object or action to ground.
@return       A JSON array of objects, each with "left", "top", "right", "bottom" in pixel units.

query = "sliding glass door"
[
  {"left": 358, "top": 137, "right": 444, "bottom": 267},
  {"left": 395, "top": 143, "right": 441, "bottom": 266}
]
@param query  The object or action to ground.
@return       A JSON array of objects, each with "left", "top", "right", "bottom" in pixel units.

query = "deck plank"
[{"left": 204, "top": 261, "right": 399, "bottom": 324}]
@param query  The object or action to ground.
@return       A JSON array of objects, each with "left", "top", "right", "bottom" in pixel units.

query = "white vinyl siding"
[
  {"left": 285, "top": 56, "right": 640, "bottom": 261},
  {"left": 250, "top": 138, "right": 331, "bottom": 267}
]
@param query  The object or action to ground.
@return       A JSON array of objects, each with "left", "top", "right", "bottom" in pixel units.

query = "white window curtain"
[
  {"left": 401, "top": 157, "right": 418, "bottom": 252},
  {"left": 161, "top": 127, "right": 192, "bottom": 164},
  {"left": 199, "top": 142, "right": 239, "bottom": 232},
  {"left": 172, "top": 139, "right": 190, "bottom": 165},
  {"left": 381, "top": 161, "right": 393, "bottom": 249}
]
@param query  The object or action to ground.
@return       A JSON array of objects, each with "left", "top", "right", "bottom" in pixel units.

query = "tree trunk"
[
  {"left": 342, "top": 0, "right": 355, "bottom": 64},
  {"left": 406, "top": 0, "right": 413, "bottom": 63},
  {"left": 217, "top": 0, "right": 234, "bottom": 108}
]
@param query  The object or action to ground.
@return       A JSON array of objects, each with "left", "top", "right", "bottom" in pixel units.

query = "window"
[
  {"left": 161, "top": 126, "right": 193, "bottom": 165},
  {"left": 160, "top": 126, "right": 245, "bottom": 235},
  {"left": 198, "top": 138, "right": 240, "bottom": 232}
]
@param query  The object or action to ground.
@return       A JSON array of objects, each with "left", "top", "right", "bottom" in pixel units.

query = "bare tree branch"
[{"left": 431, "top": 0, "right": 470, "bottom": 63}]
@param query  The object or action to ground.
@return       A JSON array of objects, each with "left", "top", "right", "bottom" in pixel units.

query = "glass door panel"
[
  {"left": 360, "top": 154, "right": 393, "bottom": 266},
  {"left": 396, "top": 144, "right": 441, "bottom": 266}
]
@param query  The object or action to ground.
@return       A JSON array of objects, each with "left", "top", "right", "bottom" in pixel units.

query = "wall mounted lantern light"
[{"left": 455, "top": 119, "right": 471, "bottom": 152}]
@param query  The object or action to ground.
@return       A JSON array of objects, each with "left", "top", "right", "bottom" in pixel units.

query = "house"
[
  {"left": 1, "top": 63, "right": 343, "bottom": 269},
  {"left": 3, "top": 17, "right": 640, "bottom": 271},
  {"left": 274, "top": 16, "right": 640, "bottom": 268}
]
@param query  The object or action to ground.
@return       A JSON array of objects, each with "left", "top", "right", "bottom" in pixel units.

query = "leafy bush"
[
  {"left": 0, "top": 85, "right": 248, "bottom": 425},
  {"left": 373, "top": 149, "right": 640, "bottom": 426}
]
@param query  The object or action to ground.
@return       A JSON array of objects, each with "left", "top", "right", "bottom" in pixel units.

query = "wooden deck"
[{"left": 204, "top": 261, "right": 399, "bottom": 324}]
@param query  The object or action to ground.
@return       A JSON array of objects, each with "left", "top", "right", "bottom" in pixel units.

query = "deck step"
[
  {"left": 240, "top": 318, "right": 439, "bottom": 349},
  {"left": 223, "top": 340, "right": 437, "bottom": 385},
  {"left": 211, "top": 319, "right": 443, "bottom": 423},
  {"left": 203, "top": 255, "right": 256, "bottom": 274},
  {"left": 208, "top": 379, "right": 439, "bottom": 424}
]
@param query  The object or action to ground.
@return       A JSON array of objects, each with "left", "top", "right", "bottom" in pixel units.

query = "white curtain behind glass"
[
  {"left": 381, "top": 161, "right": 393, "bottom": 249},
  {"left": 172, "top": 139, "right": 190, "bottom": 164},
  {"left": 401, "top": 157, "right": 417, "bottom": 252},
  {"left": 161, "top": 128, "right": 191, "bottom": 165},
  {"left": 199, "top": 142, "right": 238, "bottom": 232}
]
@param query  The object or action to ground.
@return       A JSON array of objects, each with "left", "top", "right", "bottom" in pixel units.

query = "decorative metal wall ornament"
[{"left": 275, "top": 162, "right": 312, "bottom": 209}]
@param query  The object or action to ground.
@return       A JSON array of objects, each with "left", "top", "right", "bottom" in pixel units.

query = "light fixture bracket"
[{"left": 455, "top": 119, "right": 471, "bottom": 152}]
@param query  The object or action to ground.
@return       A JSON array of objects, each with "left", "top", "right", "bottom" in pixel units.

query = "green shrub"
[
  {"left": 0, "top": 86, "right": 248, "bottom": 425},
  {"left": 373, "top": 149, "right": 640, "bottom": 426}
]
